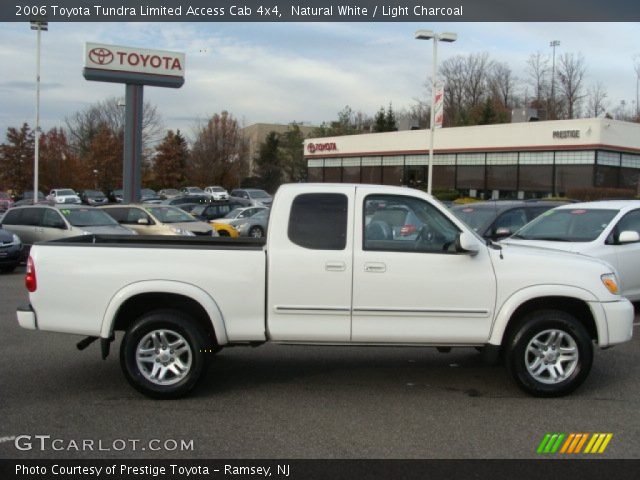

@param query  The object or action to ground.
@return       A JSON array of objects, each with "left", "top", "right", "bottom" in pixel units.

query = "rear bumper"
[
  {"left": 16, "top": 304, "right": 37, "bottom": 330},
  {"left": 594, "top": 299, "right": 635, "bottom": 346}
]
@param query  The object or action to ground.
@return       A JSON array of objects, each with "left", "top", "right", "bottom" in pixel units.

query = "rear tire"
[
  {"left": 120, "top": 310, "right": 210, "bottom": 399},
  {"left": 218, "top": 230, "right": 230, "bottom": 237},
  {"left": 505, "top": 310, "right": 593, "bottom": 397}
]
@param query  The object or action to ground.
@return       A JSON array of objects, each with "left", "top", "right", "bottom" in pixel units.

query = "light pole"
[
  {"left": 633, "top": 55, "right": 640, "bottom": 119},
  {"left": 415, "top": 30, "right": 457, "bottom": 195},
  {"left": 30, "top": 19, "right": 47, "bottom": 203},
  {"left": 550, "top": 40, "right": 560, "bottom": 120}
]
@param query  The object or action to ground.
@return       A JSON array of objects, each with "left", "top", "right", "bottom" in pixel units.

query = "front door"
[
  {"left": 267, "top": 188, "right": 354, "bottom": 342},
  {"left": 352, "top": 188, "right": 496, "bottom": 344}
]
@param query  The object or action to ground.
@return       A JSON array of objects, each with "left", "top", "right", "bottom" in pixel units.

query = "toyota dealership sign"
[{"left": 84, "top": 42, "right": 185, "bottom": 88}]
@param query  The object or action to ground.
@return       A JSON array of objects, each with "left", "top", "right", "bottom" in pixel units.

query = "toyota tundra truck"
[{"left": 16, "top": 184, "right": 634, "bottom": 398}]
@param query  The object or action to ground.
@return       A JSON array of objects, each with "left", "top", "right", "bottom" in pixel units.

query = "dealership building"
[{"left": 304, "top": 118, "right": 640, "bottom": 198}]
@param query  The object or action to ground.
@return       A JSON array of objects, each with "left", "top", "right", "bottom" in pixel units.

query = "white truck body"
[{"left": 17, "top": 184, "right": 634, "bottom": 397}]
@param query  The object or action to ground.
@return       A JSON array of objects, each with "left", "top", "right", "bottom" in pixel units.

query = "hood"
[
  {"left": 81, "top": 225, "right": 136, "bottom": 235},
  {"left": 501, "top": 238, "right": 592, "bottom": 254},
  {"left": 489, "top": 242, "right": 619, "bottom": 301}
]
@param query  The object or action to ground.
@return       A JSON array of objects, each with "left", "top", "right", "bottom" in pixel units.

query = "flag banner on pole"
[{"left": 434, "top": 83, "right": 444, "bottom": 128}]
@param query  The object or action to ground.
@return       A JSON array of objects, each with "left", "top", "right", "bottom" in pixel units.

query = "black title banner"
[
  {"left": 2, "top": 0, "right": 640, "bottom": 22},
  {"left": 2, "top": 459, "right": 640, "bottom": 480}
]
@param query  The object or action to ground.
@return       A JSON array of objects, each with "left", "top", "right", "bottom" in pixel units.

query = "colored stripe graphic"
[{"left": 538, "top": 433, "right": 613, "bottom": 454}]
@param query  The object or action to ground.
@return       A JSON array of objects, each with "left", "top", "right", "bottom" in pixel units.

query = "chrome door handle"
[
  {"left": 364, "top": 262, "right": 386, "bottom": 273},
  {"left": 325, "top": 261, "right": 346, "bottom": 272}
]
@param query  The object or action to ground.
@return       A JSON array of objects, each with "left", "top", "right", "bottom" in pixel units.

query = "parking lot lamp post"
[
  {"left": 415, "top": 30, "right": 457, "bottom": 195},
  {"left": 550, "top": 40, "right": 560, "bottom": 120},
  {"left": 30, "top": 19, "right": 47, "bottom": 204}
]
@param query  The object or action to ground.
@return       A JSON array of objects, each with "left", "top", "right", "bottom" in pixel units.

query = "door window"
[
  {"left": 492, "top": 208, "right": 527, "bottom": 236},
  {"left": 41, "top": 209, "right": 66, "bottom": 229},
  {"left": 288, "top": 193, "right": 348, "bottom": 250},
  {"left": 20, "top": 208, "right": 44, "bottom": 226},
  {"left": 363, "top": 195, "right": 459, "bottom": 253}
]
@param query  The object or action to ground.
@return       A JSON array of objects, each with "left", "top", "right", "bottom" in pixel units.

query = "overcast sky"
[{"left": 1, "top": 22, "right": 639, "bottom": 141}]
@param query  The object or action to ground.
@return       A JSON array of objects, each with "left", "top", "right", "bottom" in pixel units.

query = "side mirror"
[
  {"left": 494, "top": 227, "right": 512, "bottom": 239},
  {"left": 618, "top": 230, "right": 640, "bottom": 244},
  {"left": 455, "top": 231, "right": 481, "bottom": 255},
  {"left": 137, "top": 218, "right": 149, "bottom": 225}
]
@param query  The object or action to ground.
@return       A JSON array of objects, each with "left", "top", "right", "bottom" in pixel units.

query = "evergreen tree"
[
  {"left": 153, "top": 130, "right": 189, "bottom": 188},
  {"left": 373, "top": 107, "right": 387, "bottom": 132},
  {"left": 255, "top": 132, "right": 282, "bottom": 193},
  {"left": 384, "top": 103, "right": 398, "bottom": 131}
]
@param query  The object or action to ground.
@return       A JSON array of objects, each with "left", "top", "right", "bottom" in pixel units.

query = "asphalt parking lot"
[{"left": 0, "top": 266, "right": 639, "bottom": 459}]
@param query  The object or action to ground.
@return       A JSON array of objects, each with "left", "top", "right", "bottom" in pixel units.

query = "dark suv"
[{"left": 451, "top": 200, "right": 572, "bottom": 241}]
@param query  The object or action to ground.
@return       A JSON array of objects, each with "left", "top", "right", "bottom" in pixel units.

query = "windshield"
[
  {"left": 248, "top": 190, "right": 270, "bottom": 199},
  {"left": 224, "top": 208, "right": 243, "bottom": 219},
  {"left": 162, "top": 189, "right": 179, "bottom": 195},
  {"left": 187, "top": 187, "right": 204, "bottom": 193},
  {"left": 147, "top": 206, "right": 197, "bottom": 223},
  {"left": 190, "top": 205, "right": 206, "bottom": 215},
  {"left": 141, "top": 189, "right": 156, "bottom": 196},
  {"left": 451, "top": 206, "right": 496, "bottom": 232},
  {"left": 84, "top": 190, "right": 104, "bottom": 197},
  {"left": 60, "top": 208, "right": 119, "bottom": 227},
  {"left": 210, "top": 187, "right": 225, "bottom": 192},
  {"left": 58, "top": 189, "right": 76, "bottom": 196},
  {"left": 513, "top": 208, "right": 617, "bottom": 242}
]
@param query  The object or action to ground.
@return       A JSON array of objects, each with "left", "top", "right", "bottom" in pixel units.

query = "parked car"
[
  {"left": 100, "top": 204, "right": 218, "bottom": 237},
  {"left": 1, "top": 205, "right": 136, "bottom": 249},
  {"left": 141, "top": 189, "right": 163, "bottom": 204},
  {"left": 503, "top": 200, "right": 640, "bottom": 301},
  {"left": 230, "top": 188, "right": 273, "bottom": 207},
  {"left": 0, "top": 227, "right": 22, "bottom": 273},
  {"left": 46, "top": 189, "right": 81, "bottom": 204},
  {"left": 214, "top": 206, "right": 269, "bottom": 229},
  {"left": 78, "top": 189, "right": 108, "bottom": 206},
  {"left": 451, "top": 200, "right": 571, "bottom": 241},
  {"left": 107, "top": 189, "right": 124, "bottom": 203},
  {"left": 162, "top": 195, "right": 212, "bottom": 206},
  {"left": 181, "top": 186, "right": 206, "bottom": 196},
  {"left": 0, "top": 191, "right": 14, "bottom": 211},
  {"left": 14, "top": 191, "right": 47, "bottom": 206},
  {"left": 234, "top": 208, "right": 270, "bottom": 238},
  {"left": 18, "top": 184, "right": 633, "bottom": 399},
  {"left": 204, "top": 186, "right": 230, "bottom": 201},
  {"left": 158, "top": 189, "right": 181, "bottom": 199},
  {"left": 190, "top": 202, "right": 250, "bottom": 222}
]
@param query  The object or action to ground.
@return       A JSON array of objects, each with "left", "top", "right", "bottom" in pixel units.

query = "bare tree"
[
  {"left": 65, "top": 96, "right": 163, "bottom": 158},
  {"left": 489, "top": 61, "right": 518, "bottom": 110},
  {"left": 526, "top": 52, "right": 550, "bottom": 106},
  {"left": 586, "top": 82, "right": 608, "bottom": 118},
  {"left": 557, "top": 53, "right": 587, "bottom": 119}
]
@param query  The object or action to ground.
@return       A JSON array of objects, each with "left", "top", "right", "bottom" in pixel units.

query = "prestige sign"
[{"left": 85, "top": 42, "right": 185, "bottom": 79}]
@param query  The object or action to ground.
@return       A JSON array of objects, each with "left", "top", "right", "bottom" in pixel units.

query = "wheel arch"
[
  {"left": 100, "top": 280, "right": 228, "bottom": 345},
  {"left": 488, "top": 285, "right": 604, "bottom": 347}
]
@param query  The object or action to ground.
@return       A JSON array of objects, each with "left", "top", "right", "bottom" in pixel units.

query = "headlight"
[
  {"left": 601, "top": 273, "right": 620, "bottom": 295},
  {"left": 12, "top": 233, "right": 21, "bottom": 245},
  {"left": 236, "top": 222, "right": 248, "bottom": 231}
]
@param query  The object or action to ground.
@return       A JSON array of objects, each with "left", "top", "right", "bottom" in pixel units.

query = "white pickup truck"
[{"left": 16, "top": 184, "right": 634, "bottom": 399}]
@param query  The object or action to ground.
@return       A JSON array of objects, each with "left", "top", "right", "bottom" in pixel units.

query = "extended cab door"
[
  {"left": 267, "top": 186, "right": 354, "bottom": 342},
  {"left": 351, "top": 188, "right": 497, "bottom": 344}
]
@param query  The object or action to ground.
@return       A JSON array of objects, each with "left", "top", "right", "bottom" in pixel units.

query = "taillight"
[
  {"left": 25, "top": 256, "right": 37, "bottom": 292},
  {"left": 400, "top": 224, "right": 417, "bottom": 236}
]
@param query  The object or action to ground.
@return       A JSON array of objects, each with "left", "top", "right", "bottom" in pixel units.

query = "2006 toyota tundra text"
[{"left": 16, "top": 184, "right": 634, "bottom": 398}]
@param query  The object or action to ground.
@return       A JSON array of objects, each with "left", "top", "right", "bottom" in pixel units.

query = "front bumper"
[
  {"left": 603, "top": 299, "right": 635, "bottom": 346},
  {"left": 16, "top": 304, "right": 37, "bottom": 330}
]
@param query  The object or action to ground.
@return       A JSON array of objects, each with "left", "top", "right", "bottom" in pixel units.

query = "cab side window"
[
  {"left": 363, "top": 195, "right": 459, "bottom": 253},
  {"left": 288, "top": 193, "right": 348, "bottom": 250}
]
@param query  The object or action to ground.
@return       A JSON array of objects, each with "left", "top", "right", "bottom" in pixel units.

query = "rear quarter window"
[
  {"left": 2, "top": 209, "right": 24, "bottom": 225},
  {"left": 288, "top": 193, "right": 348, "bottom": 250}
]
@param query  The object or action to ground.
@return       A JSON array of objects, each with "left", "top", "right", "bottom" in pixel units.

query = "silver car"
[
  {"left": 1, "top": 205, "right": 136, "bottom": 248},
  {"left": 234, "top": 208, "right": 270, "bottom": 238}
]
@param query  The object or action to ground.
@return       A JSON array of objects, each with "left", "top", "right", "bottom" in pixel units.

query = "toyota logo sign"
[
  {"left": 89, "top": 47, "right": 114, "bottom": 65},
  {"left": 307, "top": 142, "right": 337, "bottom": 154}
]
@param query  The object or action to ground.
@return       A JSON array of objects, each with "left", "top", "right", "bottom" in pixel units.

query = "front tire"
[
  {"left": 505, "top": 310, "right": 593, "bottom": 397},
  {"left": 249, "top": 226, "right": 264, "bottom": 238},
  {"left": 120, "top": 310, "right": 209, "bottom": 399}
]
